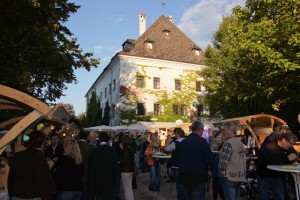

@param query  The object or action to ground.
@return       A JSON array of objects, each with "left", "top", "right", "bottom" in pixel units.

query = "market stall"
[
  {"left": 0, "top": 84, "right": 71, "bottom": 190},
  {"left": 213, "top": 114, "right": 286, "bottom": 149}
]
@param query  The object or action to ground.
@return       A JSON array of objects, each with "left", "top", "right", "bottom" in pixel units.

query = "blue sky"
[{"left": 57, "top": 0, "right": 245, "bottom": 115}]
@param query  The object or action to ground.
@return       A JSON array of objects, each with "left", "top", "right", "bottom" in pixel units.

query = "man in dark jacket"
[
  {"left": 77, "top": 131, "right": 94, "bottom": 200},
  {"left": 257, "top": 132, "right": 298, "bottom": 200},
  {"left": 8, "top": 131, "right": 56, "bottom": 199},
  {"left": 88, "top": 132, "right": 119, "bottom": 200},
  {"left": 112, "top": 132, "right": 124, "bottom": 199},
  {"left": 44, "top": 133, "right": 64, "bottom": 162},
  {"left": 178, "top": 120, "right": 214, "bottom": 200}
]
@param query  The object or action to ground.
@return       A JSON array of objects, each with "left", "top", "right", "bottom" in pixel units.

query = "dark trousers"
[
  {"left": 212, "top": 177, "right": 225, "bottom": 200},
  {"left": 183, "top": 182, "right": 206, "bottom": 200}
]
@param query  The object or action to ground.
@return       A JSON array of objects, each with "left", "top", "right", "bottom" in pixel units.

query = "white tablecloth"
[{"left": 267, "top": 165, "right": 300, "bottom": 200}]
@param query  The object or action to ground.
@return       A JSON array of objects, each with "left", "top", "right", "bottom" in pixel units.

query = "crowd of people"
[{"left": 4, "top": 120, "right": 300, "bottom": 200}]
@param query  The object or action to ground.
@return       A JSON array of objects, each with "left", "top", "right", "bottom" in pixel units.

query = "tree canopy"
[
  {"left": 86, "top": 92, "right": 101, "bottom": 127},
  {"left": 102, "top": 101, "right": 110, "bottom": 126},
  {"left": 0, "top": 0, "right": 99, "bottom": 103},
  {"left": 61, "top": 103, "right": 75, "bottom": 116},
  {"left": 202, "top": 0, "right": 300, "bottom": 123},
  {"left": 77, "top": 112, "right": 87, "bottom": 128}
]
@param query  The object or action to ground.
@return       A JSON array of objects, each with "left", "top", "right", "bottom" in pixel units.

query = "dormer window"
[
  {"left": 191, "top": 46, "right": 201, "bottom": 57},
  {"left": 162, "top": 29, "right": 171, "bottom": 39},
  {"left": 122, "top": 39, "right": 136, "bottom": 52},
  {"left": 146, "top": 42, "right": 153, "bottom": 50},
  {"left": 144, "top": 38, "right": 154, "bottom": 51}
]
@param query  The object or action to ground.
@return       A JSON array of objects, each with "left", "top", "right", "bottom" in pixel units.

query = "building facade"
[{"left": 86, "top": 14, "right": 207, "bottom": 126}]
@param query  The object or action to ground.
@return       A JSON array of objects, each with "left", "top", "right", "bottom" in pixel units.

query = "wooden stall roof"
[
  {"left": 213, "top": 114, "right": 287, "bottom": 149},
  {"left": 213, "top": 114, "right": 286, "bottom": 129},
  {"left": 0, "top": 84, "right": 71, "bottom": 154},
  {"left": 0, "top": 84, "right": 71, "bottom": 129}
]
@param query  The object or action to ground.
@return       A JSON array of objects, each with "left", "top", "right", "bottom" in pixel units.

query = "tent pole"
[{"left": 245, "top": 124, "right": 261, "bottom": 149}]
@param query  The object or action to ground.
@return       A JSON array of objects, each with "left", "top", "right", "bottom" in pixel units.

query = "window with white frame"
[
  {"left": 154, "top": 103, "right": 161, "bottom": 115},
  {"left": 137, "top": 103, "right": 145, "bottom": 115},
  {"left": 175, "top": 80, "right": 181, "bottom": 90},
  {"left": 136, "top": 76, "right": 144, "bottom": 88},
  {"left": 196, "top": 81, "right": 201, "bottom": 92},
  {"left": 153, "top": 77, "right": 160, "bottom": 89},
  {"left": 109, "top": 83, "right": 112, "bottom": 95},
  {"left": 173, "top": 104, "right": 179, "bottom": 115},
  {"left": 113, "top": 79, "right": 116, "bottom": 91}
]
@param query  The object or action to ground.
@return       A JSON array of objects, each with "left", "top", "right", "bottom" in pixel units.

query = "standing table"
[
  {"left": 267, "top": 165, "right": 300, "bottom": 200},
  {"left": 152, "top": 153, "right": 172, "bottom": 197}
]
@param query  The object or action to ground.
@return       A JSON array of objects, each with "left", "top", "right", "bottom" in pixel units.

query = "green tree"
[
  {"left": 86, "top": 92, "right": 101, "bottom": 127},
  {"left": 0, "top": 0, "right": 99, "bottom": 104},
  {"left": 203, "top": 0, "right": 300, "bottom": 122},
  {"left": 102, "top": 101, "right": 110, "bottom": 126},
  {"left": 77, "top": 112, "right": 87, "bottom": 128},
  {"left": 61, "top": 103, "right": 76, "bottom": 116}
]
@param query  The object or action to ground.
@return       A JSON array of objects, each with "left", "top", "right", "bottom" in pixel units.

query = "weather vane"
[{"left": 161, "top": 1, "right": 166, "bottom": 14}]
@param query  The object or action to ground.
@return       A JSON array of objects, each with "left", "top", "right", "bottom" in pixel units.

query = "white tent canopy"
[
  {"left": 84, "top": 121, "right": 196, "bottom": 133},
  {"left": 83, "top": 125, "right": 126, "bottom": 132},
  {"left": 126, "top": 124, "right": 148, "bottom": 132},
  {"left": 138, "top": 121, "right": 192, "bottom": 132}
]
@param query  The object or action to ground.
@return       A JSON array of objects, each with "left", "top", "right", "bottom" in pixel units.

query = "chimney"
[
  {"left": 139, "top": 13, "right": 146, "bottom": 36},
  {"left": 167, "top": 15, "right": 173, "bottom": 23}
]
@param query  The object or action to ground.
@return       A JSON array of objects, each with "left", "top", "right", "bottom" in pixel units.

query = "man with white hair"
[
  {"left": 218, "top": 122, "right": 247, "bottom": 200},
  {"left": 87, "top": 131, "right": 99, "bottom": 147}
]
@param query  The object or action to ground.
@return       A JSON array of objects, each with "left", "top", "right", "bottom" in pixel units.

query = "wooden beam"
[
  {"left": 245, "top": 123, "right": 261, "bottom": 149},
  {"left": 271, "top": 118, "right": 274, "bottom": 130},
  {"left": 0, "top": 110, "right": 44, "bottom": 155},
  {"left": 0, "top": 85, "right": 51, "bottom": 115},
  {"left": 0, "top": 104, "right": 24, "bottom": 110},
  {"left": 0, "top": 99, "right": 18, "bottom": 105},
  {"left": 0, "top": 116, "right": 25, "bottom": 129}
]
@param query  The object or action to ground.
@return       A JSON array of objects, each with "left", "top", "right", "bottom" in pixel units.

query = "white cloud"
[
  {"left": 115, "top": 15, "right": 124, "bottom": 23},
  {"left": 178, "top": 0, "right": 245, "bottom": 49},
  {"left": 94, "top": 46, "right": 123, "bottom": 67},
  {"left": 101, "top": 56, "right": 112, "bottom": 63},
  {"left": 93, "top": 45, "right": 105, "bottom": 53},
  {"left": 93, "top": 45, "right": 118, "bottom": 53}
]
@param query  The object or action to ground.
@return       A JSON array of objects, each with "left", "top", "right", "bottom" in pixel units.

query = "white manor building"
[{"left": 85, "top": 14, "right": 207, "bottom": 126}]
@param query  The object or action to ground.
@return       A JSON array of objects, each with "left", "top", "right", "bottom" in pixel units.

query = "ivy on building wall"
[
  {"left": 119, "top": 65, "right": 202, "bottom": 124},
  {"left": 120, "top": 85, "right": 151, "bottom": 106},
  {"left": 120, "top": 109, "right": 151, "bottom": 125},
  {"left": 155, "top": 70, "right": 200, "bottom": 122}
]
